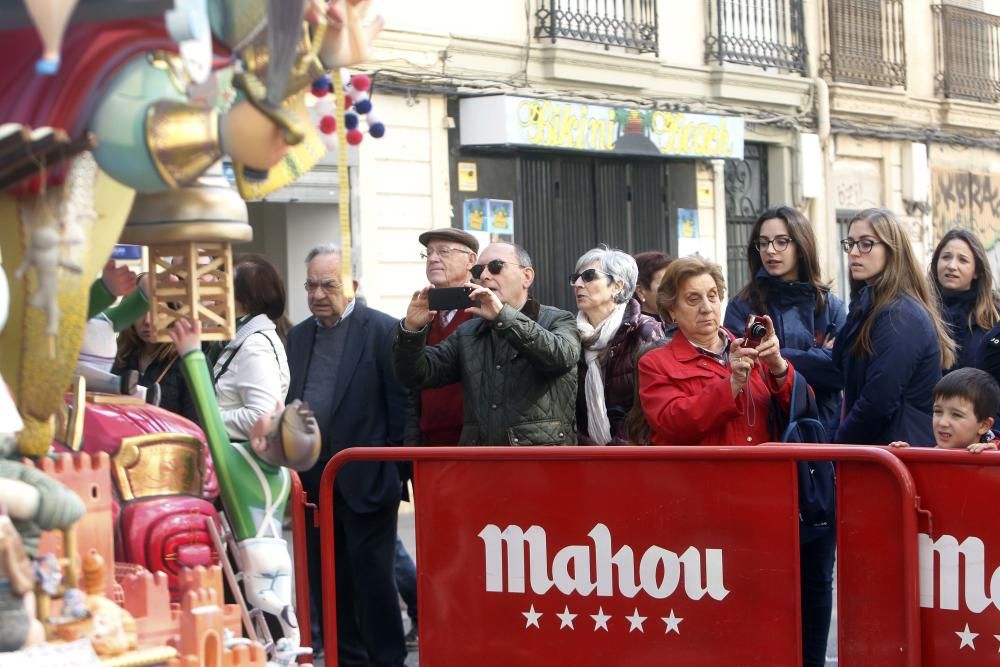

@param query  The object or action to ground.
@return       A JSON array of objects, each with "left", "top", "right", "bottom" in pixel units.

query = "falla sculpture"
[{"left": 0, "top": 0, "right": 383, "bottom": 663}]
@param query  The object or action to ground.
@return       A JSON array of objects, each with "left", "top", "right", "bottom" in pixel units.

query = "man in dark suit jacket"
[{"left": 286, "top": 243, "right": 407, "bottom": 667}]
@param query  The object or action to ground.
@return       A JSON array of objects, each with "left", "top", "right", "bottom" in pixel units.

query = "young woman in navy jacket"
[
  {"left": 724, "top": 206, "right": 844, "bottom": 667},
  {"left": 928, "top": 229, "right": 999, "bottom": 372},
  {"left": 725, "top": 206, "right": 846, "bottom": 433},
  {"left": 834, "top": 209, "right": 956, "bottom": 446}
]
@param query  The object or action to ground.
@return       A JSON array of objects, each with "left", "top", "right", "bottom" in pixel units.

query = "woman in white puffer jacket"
[{"left": 212, "top": 254, "right": 291, "bottom": 442}]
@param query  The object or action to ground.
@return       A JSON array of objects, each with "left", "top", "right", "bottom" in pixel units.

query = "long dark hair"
[
  {"left": 234, "top": 254, "right": 290, "bottom": 345},
  {"left": 737, "top": 206, "right": 829, "bottom": 315},
  {"left": 928, "top": 228, "right": 1000, "bottom": 333},
  {"left": 115, "top": 325, "right": 175, "bottom": 368}
]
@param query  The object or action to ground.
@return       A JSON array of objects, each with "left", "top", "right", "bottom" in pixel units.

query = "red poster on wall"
[{"left": 413, "top": 459, "right": 803, "bottom": 666}]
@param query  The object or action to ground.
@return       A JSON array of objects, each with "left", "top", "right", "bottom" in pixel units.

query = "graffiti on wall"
[{"left": 932, "top": 169, "right": 1000, "bottom": 249}]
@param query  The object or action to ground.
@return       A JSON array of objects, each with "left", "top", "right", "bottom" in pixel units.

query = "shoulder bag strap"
[{"left": 213, "top": 331, "right": 281, "bottom": 385}]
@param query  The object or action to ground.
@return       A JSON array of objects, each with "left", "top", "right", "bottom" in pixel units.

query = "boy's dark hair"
[{"left": 933, "top": 368, "right": 1000, "bottom": 422}]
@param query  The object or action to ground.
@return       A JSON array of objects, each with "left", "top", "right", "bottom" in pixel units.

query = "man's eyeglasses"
[
  {"left": 304, "top": 280, "right": 343, "bottom": 293},
  {"left": 420, "top": 246, "right": 474, "bottom": 260},
  {"left": 569, "top": 268, "right": 613, "bottom": 285},
  {"left": 754, "top": 236, "right": 793, "bottom": 252},
  {"left": 471, "top": 259, "right": 523, "bottom": 280},
  {"left": 840, "top": 238, "right": 882, "bottom": 254}
]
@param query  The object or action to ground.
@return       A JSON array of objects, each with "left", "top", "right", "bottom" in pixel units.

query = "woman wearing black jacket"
[
  {"left": 929, "top": 229, "right": 999, "bottom": 372},
  {"left": 724, "top": 205, "right": 843, "bottom": 667},
  {"left": 834, "top": 209, "right": 955, "bottom": 446}
]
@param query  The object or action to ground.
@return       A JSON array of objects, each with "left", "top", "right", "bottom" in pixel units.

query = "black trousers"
[
  {"left": 305, "top": 488, "right": 406, "bottom": 667},
  {"left": 800, "top": 523, "right": 836, "bottom": 667}
]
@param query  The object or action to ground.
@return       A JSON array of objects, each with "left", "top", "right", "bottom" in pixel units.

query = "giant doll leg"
[{"left": 237, "top": 537, "right": 300, "bottom": 646}]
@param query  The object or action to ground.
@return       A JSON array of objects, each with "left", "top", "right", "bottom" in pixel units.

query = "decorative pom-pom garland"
[{"left": 310, "top": 69, "right": 386, "bottom": 150}]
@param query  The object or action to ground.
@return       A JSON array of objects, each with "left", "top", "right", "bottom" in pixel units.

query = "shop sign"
[{"left": 459, "top": 95, "right": 744, "bottom": 159}]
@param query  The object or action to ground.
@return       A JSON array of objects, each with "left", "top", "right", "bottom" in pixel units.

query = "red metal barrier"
[
  {"left": 317, "top": 445, "right": 921, "bottom": 666},
  {"left": 834, "top": 455, "right": 922, "bottom": 666},
  {"left": 288, "top": 470, "right": 314, "bottom": 663},
  {"left": 888, "top": 448, "right": 1000, "bottom": 666}
]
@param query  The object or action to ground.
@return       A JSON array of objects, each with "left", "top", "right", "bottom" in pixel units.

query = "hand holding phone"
[{"left": 427, "top": 286, "right": 475, "bottom": 311}]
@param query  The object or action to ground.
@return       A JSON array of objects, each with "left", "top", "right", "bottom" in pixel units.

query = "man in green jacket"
[{"left": 394, "top": 242, "right": 581, "bottom": 445}]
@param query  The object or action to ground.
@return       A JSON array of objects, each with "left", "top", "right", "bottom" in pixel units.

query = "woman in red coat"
[{"left": 638, "top": 255, "right": 793, "bottom": 446}]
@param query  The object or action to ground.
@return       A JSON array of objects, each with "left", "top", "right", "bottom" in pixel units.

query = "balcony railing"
[
  {"left": 820, "top": 0, "right": 906, "bottom": 87},
  {"left": 534, "top": 0, "right": 659, "bottom": 55},
  {"left": 933, "top": 4, "right": 1000, "bottom": 103},
  {"left": 706, "top": 0, "right": 808, "bottom": 74}
]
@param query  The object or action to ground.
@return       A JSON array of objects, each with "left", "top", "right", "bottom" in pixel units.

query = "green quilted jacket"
[{"left": 393, "top": 299, "right": 581, "bottom": 445}]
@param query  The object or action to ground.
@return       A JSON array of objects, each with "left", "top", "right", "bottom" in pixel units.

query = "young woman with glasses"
[
  {"left": 833, "top": 208, "right": 955, "bottom": 446},
  {"left": 723, "top": 206, "right": 843, "bottom": 667},
  {"left": 724, "top": 206, "right": 846, "bottom": 434},
  {"left": 927, "top": 229, "right": 1000, "bottom": 372},
  {"left": 570, "top": 246, "right": 663, "bottom": 444}
]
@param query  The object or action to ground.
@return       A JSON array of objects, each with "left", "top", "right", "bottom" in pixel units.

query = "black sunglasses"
[
  {"left": 569, "top": 268, "right": 613, "bottom": 285},
  {"left": 471, "top": 259, "right": 523, "bottom": 280}
]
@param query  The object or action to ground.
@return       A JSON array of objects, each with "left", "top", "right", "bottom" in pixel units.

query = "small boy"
[{"left": 890, "top": 367, "right": 1000, "bottom": 452}]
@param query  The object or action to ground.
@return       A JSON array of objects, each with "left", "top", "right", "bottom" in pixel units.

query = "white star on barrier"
[
  {"left": 556, "top": 605, "right": 577, "bottom": 630},
  {"left": 994, "top": 633, "right": 1000, "bottom": 651},
  {"left": 591, "top": 607, "right": 611, "bottom": 632},
  {"left": 662, "top": 609, "right": 683, "bottom": 635},
  {"left": 522, "top": 604, "right": 542, "bottom": 629},
  {"left": 957, "top": 623, "right": 978, "bottom": 650},
  {"left": 625, "top": 608, "right": 647, "bottom": 633}
]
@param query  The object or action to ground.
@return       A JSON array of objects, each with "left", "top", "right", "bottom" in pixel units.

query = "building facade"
[{"left": 262, "top": 0, "right": 1000, "bottom": 320}]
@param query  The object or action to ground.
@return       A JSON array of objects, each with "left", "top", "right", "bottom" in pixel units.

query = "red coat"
[{"left": 638, "top": 329, "right": 793, "bottom": 446}]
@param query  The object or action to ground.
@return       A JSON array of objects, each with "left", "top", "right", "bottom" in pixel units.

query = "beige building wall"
[
  {"left": 341, "top": 0, "right": 1000, "bottom": 305},
  {"left": 361, "top": 0, "right": 811, "bottom": 296},
  {"left": 356, "top": 93, "right": 451, "bottom": 317}
]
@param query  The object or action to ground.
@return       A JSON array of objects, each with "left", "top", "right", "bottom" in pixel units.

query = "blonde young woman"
[{"left": 833, "top": 209, "right": 956, "bottom": 445}]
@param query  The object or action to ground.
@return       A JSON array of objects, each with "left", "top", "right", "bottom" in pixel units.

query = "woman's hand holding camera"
[
  {"left": 729, "top": 340, "right": 758, "bottom": 398},
  {"left": 755, "top": 315, "right": 787, "bottom": 377}
]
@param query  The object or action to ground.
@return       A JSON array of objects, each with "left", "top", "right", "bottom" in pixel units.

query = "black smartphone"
[{"left": 428, "top": 286, "right": 475, "bottom": 311}]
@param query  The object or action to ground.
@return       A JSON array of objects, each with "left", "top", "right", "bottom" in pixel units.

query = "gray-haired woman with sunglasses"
[{"left": 572, "top": 246, "right": 663, "bottom": 444}]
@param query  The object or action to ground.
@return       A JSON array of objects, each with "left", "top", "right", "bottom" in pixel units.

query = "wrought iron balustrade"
[
  {"left": 534, "top": 0, "right": 659, "bottom": 55},
  {"left": 933, "top": 3, "right": 1000, "bottom": 103},
  {"left": 706, "top": 0, "right": 807, "bottom": 74},
  {"left": 820, "top": 0, "right": 906, "bottom": 87}
]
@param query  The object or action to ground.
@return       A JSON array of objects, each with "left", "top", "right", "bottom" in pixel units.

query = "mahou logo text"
[{"left": 478, "top": 522, "right": 730, "bottom": 601}]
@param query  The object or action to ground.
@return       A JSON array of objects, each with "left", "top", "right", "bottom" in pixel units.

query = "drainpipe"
[{"left": 811, "top": 71, "right": 838, "bottom": 292}]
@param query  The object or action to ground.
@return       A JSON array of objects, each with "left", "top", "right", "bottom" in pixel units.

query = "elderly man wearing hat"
[
  {"left": 407, "top": 227, "right": 479, "bottom": 445},
  {"left": 393, "top": 227, "right": 479, "bottom": 650},
  {"left": 394, "top": 239, "right": 581, "bottom": 447}
]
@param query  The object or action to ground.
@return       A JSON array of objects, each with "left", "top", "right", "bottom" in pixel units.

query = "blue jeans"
[{"left": 395, "top": 536, "right": 417, "bottom": 625}]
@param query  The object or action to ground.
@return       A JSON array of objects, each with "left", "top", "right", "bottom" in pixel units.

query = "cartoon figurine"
[
  {"left": 22, "top": 0, "right": 80, "bottom": 74},
  {"left": 0, "top": 247, "right": 23, "bottom": 438},
  {"left": 0, "top": 513, "right": 44, "bottom": 652},
  {"left": 33, "top": 552, "right": 62, "bottom": 597},
  {"left": 169, "top": 318, "right": 320, "bottom": 659},
  {"left": 0, "top": 434, "right": 85, "bottom": 558},
  {"left": 14, "top": 223, "right": 82, "bottom": 339},
  {"left": 0, "top": 0, "right": 385, "bottom": 457},
  {"left": 0, "top": 244, "right": 84, "bottom": 552}
]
